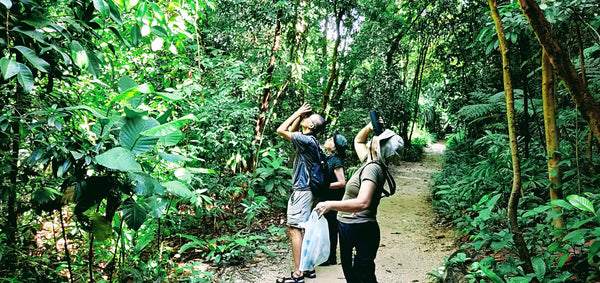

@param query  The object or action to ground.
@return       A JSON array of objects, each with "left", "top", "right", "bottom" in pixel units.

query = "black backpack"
[
  {"left": 307, "top": 136, "right": 330, "bottom": 199},
  {"left": 358, "top": 161, "right": 396, "bottom": 197}
]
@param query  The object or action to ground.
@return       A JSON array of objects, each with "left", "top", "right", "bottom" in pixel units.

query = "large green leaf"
[
  {"left": 479, "top": 265, "right": 503, "bottom": 283},
  {"left": 50, "top": 44, "right": 71, "bottom": 65},
  {"left": 86, "top": 51, "right": 102, "bottom": 77},
  {"left": 140, "top": 114, "right": 196, "bottom": 137},
  {"left": 146, "top": 195, "right": 168, "bottom": 218},
  {"left": 118, "top": 75, "right": 137, "bottom": 93},
  {"left": 107, "top": 83, "right": 154, "bottom": 107},
  {"left": 563, "top": 229, "right": 590, "bottom": 245},
  {"left": 14, "top": 27, "right": 49, "bottom": 44},
  {"left": 16, "top": 63, "right": 34, "bottom": 93},
  {"left": 158, "top": 152, "right": 191, "bottom": 162},
  {"left": 122, "top": 199, "right": 147, "bottom": 231},
  {"left": 156, "top": 91, "right": 184, "bottom": 101},
  {"left": 106, "top": 0, "right": 123, "bottom": 25},
  {"left": 124, "top": 106, "right": 148, "bottom": 118},
  {"left": 531, "top": 257, "right": 546, "bottom": 280},
  {"left": 567, "top": 195, "right": 597, "bottom": 216},
  {"left": 119, "top": 116, "right": 160, "bottom": 155},
  {"left": 129, "top": 172, "right": 164, "bottom": 196},
  {"left": 95, "top": 147, "right": 142, "bottom": 172},
  {"left": 135, "top": 2, "right": 147, "bottom": 21},
  {"left": 131, "top": 24, "right": 141, "bottom": 46},
  {"left": 159, "top": 131, "right": 183, "bottom": 146},
  {"left": 151, "top": 25, "right": 168, "bottom": 37},
  {"left": 162, "top": 181, "right": 193, "bottom": 199},
  {"left": 0, "top": 57, "right": 19, "bottom": 80},
  {"left": 93, "top": 0, "right": 109, "bottom": 17},
  {"left": 70, "top": 40, "right": 89, "bottom": 69},
  {"left": 63, "top": 105, "right": 108, "bottom": 120},
  {"left": 14, "top": 46, "right": 50, "bottom": 73}
]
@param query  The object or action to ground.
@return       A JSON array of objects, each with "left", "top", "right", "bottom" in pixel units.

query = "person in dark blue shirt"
[{"left": 276, "top": 103, "right": 325, "bottom": 283}]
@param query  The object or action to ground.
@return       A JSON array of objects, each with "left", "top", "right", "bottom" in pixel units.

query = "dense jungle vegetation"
[{"left": 1, "top": 0, "right": 600, "bottom": 281}]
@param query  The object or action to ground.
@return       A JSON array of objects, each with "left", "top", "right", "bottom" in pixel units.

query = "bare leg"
[{"left": 287, "top": 226, "right": 304, "bottom": 277}]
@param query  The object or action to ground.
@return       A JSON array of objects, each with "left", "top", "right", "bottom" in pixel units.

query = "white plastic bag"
[{"left": 299, "top": 210, "right": 330, "bottom": 271}]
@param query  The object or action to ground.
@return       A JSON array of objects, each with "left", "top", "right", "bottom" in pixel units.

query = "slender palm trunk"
[
  {"left": 489, "top": 0, "right": 534, "bottom": 274},
  {"left": 542, "top": 51, "right": 565, "bottom": 230}
]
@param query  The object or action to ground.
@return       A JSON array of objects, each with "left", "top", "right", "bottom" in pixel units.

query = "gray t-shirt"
[
  {"left": 337, "top": 162, "right": 384, "bottom": 224},
  {"left": 291, "top": 133, "right": 320, "bottom": 191}
]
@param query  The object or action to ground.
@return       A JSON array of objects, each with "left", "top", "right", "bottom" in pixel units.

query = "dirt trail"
[{"left": 214, "top": 141, "right": 457, "bottom": 282}]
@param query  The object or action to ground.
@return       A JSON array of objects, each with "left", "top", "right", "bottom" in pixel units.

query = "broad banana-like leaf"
[
  {"left": 162, "top": 181, "right": 193, "bottom": 199},
  {"left": 107, "top": 83, "right": 153, "bottom": 108},
  {"left": 122, "top": 198, "right": 147, "bottom": 231},
  {"left": 95, "top": 147, "right": 142, "bottom": 172},
  {"left": 159, "top": 131, "right": 183, "bottom": 146},
  {"left": 159, "top": 152, "right": 191, "bottom": 162},
  {"left": 129, "top": 172, "right": 164, "bottom": 196},
  {"left": 146, "top": 196, "right": 168, "bottom": 218},
  {"left": 140, "top": 114, "right": 196, "bottom": 137},
  {"left": 119, "top": 116, "right": 160, "bottom": 155}
]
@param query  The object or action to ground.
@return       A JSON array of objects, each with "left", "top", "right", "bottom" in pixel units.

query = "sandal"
[
  {"left": 275, "top": 272, "right": 304, "bottom": 283},
  {"left": 303, "top": 269, "right": 316, "bottom": 278}
]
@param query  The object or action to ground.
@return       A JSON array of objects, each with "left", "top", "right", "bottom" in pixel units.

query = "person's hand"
[
  {"left": 296, "top": 103, "right": 312, "bottom": 117},
  {"left": 314, "top": 202, "right": 330, "bottom": 217}
]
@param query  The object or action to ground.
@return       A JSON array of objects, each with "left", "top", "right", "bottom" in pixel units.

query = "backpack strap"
[{"left": 358, "top": 161, "right": 396, "bottom": 197}]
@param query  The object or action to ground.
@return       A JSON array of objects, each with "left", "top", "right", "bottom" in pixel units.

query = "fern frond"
[{"left": 458, "top": 103, "right": 498, "bottom": 120}]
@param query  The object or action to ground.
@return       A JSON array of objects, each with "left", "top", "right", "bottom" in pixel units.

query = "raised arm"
[
  {"left": 354, "top": 123, "right": 373, "bottom": 162},
  {"left": 276, "top": 103, "right": 312, "bottom": 141}
]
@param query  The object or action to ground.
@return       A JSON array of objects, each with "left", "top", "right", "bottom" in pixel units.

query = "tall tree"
[
  {"left": 489, "top": 0, "right": 534, "bottom": 274},
  {"left": 542, "top": 51, "right": 565, "bottom": 230},
  {"left": 252, "top": 7, "right": 284, "bottom": 170},
  {"left": 321, "top": 2, "right": 346, "bottom": 114},
  {"left": 518, "top": 0, "right": 600, "bottom": 144}
]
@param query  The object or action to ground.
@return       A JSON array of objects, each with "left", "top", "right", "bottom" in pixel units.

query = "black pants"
[
  {"left": 338, "top": 221, "right": 380, "bottom": 283},
  {"left": 323, "top": 209, "right": 339, "bottom": 263}
]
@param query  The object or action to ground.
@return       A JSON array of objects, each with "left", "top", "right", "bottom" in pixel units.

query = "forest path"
[{"left": 214, "top": 140, "right": 458, "bottom": 282}]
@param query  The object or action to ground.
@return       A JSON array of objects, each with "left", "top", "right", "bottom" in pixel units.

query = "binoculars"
[{"left": 369, "top": 110, "right": 383, "bottom": 135}]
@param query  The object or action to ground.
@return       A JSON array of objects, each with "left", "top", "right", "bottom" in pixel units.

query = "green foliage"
[
  {"left": 252, "top": 148, "right": 293, "bottom": 208},
  {"left": 178, "top": 231, "right": 271, "bottom": 266}
]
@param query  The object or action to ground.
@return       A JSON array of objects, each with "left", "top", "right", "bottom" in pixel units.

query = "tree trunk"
[
  {"left": 519, "top": 39, "right": 531, "bottom": 158},
  {"left": 408, "top": 36, "right": 429, "bottom": 142},
  {"left": 489, "top": 0, "right": 535, "bottom": 274},
  {"left": 384, "top": 9, "right": 422, "bottom": 69},
  {"left": 321, "top": 5, "right": 345, "bottom": 114},
  {"left": 542, "top": 51, "right": 565, "bottom": 230},
  {"left": 576, "top": 25, "right": 595, "bottom": 174},
  {"left": 517, "top": 0, "right": 600, "bottom": 144},
  {"left": 251, "top": 7, "right": 283, "bottom": 171}
]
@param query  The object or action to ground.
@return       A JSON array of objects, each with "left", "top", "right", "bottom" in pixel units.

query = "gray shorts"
[{"left": 286, "top": 190, "right": 315, "bottom": 228}]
